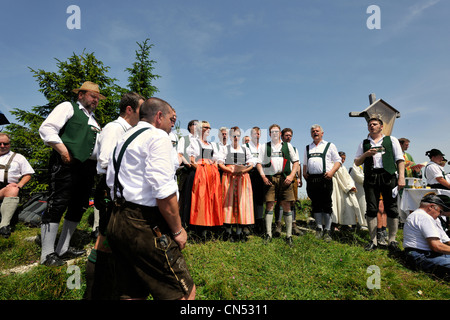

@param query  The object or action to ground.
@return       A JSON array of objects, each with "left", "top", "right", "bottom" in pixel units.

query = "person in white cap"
[
  {"left": 39, "top": 81, "right": 104, "bottom": 266},
  {"left": 0, "top": 133, "right": 35, "bottom": 238}
]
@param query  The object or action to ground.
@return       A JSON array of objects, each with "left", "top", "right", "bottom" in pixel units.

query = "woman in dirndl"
[
  {"left": 187, "top": 121, "right": 223, "bottom": 238},
  {"left": 218, "top": 126, "right": 255, "bottom": 242}
]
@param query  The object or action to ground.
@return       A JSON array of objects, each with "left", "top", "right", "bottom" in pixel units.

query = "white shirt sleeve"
[
  {"left": 145, "top": 133, "right": 178, "bottom": 200},
  {"left": 390, "top": 137, "right": 405, "bottom": 162},
  {"left": 96, "top": 121, "right": 128, "bottom": 173},
  {"left": 39, "top": 101, "right": 74, "bottom": 145}
]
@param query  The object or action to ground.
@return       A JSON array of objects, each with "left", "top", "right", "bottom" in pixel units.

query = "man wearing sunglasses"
[
  {"left": 0, "top": 133, "right": 35, "bottom": 238},
  {"left": 403, "top": 194, "right": 450, "bottom": 279}
]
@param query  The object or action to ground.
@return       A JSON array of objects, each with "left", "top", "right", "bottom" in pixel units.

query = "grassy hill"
[{"left": 0, "top": 206, "right": 449, "bottom": 301}]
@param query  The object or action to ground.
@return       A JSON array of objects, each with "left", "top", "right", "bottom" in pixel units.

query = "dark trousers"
[
  {"left": 94, "top": 174, "right": 113, "bottom": 235},
  {"left": 42, "top": 151, "right": 97, "bottom": 224},
  {"left": 363, "top": 169, "right": 398, "bottom": 218},
  {"left": 249, "top": 169, "right": 264, "bottom": 207},
  {"left": 306, "top": 174, "right": 333, "bottom": 214}
]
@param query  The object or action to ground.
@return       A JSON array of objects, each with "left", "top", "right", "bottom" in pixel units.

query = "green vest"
[
  {"left": 59, "top": 102, "right": 99, "bottom": 162},
  {"left": 263, "top": 142, "right": 291, "bottom": 177},
  {"left": 363, "top": 136, "right": 397, "bottom": 175}
]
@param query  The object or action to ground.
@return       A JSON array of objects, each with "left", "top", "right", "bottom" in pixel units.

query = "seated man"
[
  {"left": 403, "top": 194, "right": 450, "bottom": 279},
  {"left": 0, "top": 133, "right": 35, "bottom": 238}
]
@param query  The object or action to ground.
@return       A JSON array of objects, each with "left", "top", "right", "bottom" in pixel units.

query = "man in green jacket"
[
  {"left": 354, "top": 117, "right": 405, "bottom": 252},
  {"left": 39, "top": 81, "right": 104, "bottom": 266}
]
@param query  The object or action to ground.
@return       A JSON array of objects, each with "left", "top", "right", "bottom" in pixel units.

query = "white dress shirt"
[
  {"left": 39, "top": 101, "right": 101, "bottom": 160},
  {"left": 246, "top": 141, "right": 261, "bottom": 165},
  {"left": 96, "top": 116, "right": 132, "bottom": 174},
  {"left": 303, "top": 140, "right": 341, "bottom": 174},
  {"left": 106, "top": 121, "right": 178, "bottom": 207},
  {"left": 425, "top": 161, "right": 448, "bottom": 185},
  {"left": 0, "top": 151, "right": 35, "bottom": 183}
]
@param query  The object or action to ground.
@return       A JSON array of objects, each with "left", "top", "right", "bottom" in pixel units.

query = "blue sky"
[{"left": 1, "top": 0, "right": 449, "bottom": 196}]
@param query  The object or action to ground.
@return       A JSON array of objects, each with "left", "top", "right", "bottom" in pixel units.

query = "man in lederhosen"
[
  {"left": 0, "top": 133, "right": 35, "bottom": 238},
  {"left": 106, "top": 97, "right": 195, "bottom": 300},
  {"left": 256, "top": 124, "right": 299, "bottom": 246},
  {"left": 354, "top": 117, "right": 405, "bottom": 251},
  {"left": 39, "top": 81, "right": 104, "bottom": 266},
  {"left": 303, "top": 124, "right": 341, "bottom": 242}
]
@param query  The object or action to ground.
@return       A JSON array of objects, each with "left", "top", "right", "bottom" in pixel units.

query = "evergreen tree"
[
  {"left": 5, "top": 39, "right": 160, "bottom": 194},
  {"left": 126, "top": 38, "right": 160, "bottom": 98}
]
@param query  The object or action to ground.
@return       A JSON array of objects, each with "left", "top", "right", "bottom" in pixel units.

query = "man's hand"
[
  {"left": 60, "top": 151, "right": 73, "bottom": 164},
  {"left": 173, "top": 228, "right": 188, "bottom": 250}
]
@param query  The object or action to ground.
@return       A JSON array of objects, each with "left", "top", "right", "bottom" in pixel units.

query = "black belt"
[
  {"left": 122, "top": 201, "right": 158, "bottom": 213},
  {"left": 308, "top": 173, "right": 324, "bottom": 177}
]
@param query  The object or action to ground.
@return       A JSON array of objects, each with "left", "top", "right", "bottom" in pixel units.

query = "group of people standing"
[
  {"left": 175, "top": 118, "right": 374, "bottom": 249},
  {"left": 1, "top": 80, "right": 448, "bottom": 300},
  {"left": 35, "top": 82, "right": 195, "bottom": 300},
  {"left": 176, "top": 121, "right": 303, "bottom": 246}
]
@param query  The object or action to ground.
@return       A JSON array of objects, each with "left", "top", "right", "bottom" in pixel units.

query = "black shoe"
[
  {"left": 223, "top": 232, "right": 231, "bottom": 241},
  {"left": 263, "top": 234, "right": 272, "bottom": 244},
  {"left": 364, "top": 241, "right": 377, "bottom": 251},
  {"left": 91, "top": 227, "right": 99, "bottom": 239},
  {"left": 388, "top": 241, "right": 401, "bottom": 253},
  {"left": 286, "top": 236, "right": 293, "bottom": 247},
  {"left": 42, "top": 253, "right": 66, "bottom": 267},
  {"left": 0, "top": 225, "right": 11, "bottom": 238},
  {"left": 58, "top": 247, "right": 86, "bottom": 260},
  {"left": 239, "top": 233, "right": 248, "bottom": 243},
  {"left": 323, "top": 231, "right": 332, "bottom": 242}
]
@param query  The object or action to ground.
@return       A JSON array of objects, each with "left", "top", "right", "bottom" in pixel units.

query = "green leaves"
[
  {"left": 126, "top": 38, "right": 160, "bottom": 99},
  {"left": 5, "top": 39, "right": 160, "bottom": 194}
]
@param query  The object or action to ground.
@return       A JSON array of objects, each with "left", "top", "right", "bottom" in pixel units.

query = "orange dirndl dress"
[
  {"left": 222, "top": 167, "right": 254, "bottom": 225},
  {"left": 190, "top": 157, "right": 224, "bottom": 227}
]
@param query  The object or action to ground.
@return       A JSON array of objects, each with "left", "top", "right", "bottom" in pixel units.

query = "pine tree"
[
  {"left": 5, "top": 40, "right": 160, "bottom": 194},
  {"left": 125, "top": 38, "right": 160, "bottom": 98}
]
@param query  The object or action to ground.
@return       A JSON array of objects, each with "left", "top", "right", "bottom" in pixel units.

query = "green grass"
[{"left": 0, "top": 206, "right": 449, "bottom": 300}]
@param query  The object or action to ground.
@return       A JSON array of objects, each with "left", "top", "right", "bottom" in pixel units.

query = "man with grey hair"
[
  {"left": 106, "top": 97, "right": 195, "bottom": 300},
  {"left": 403, "top": 193, "right": 450, "bottom": 279},
  {"left": 303, "top": 124, "right": 341, "bottom": 241},
  {"left": 216, "top": 127, "right": 229, "bottom": 152}
]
